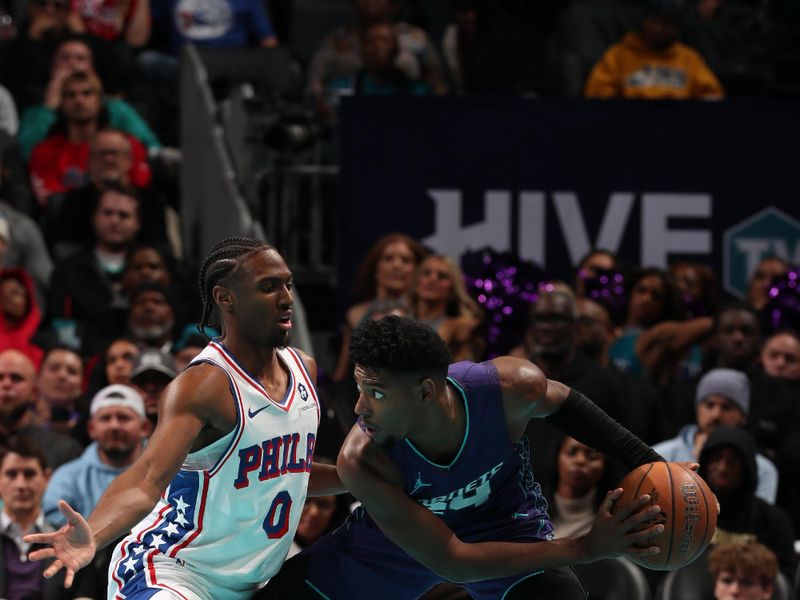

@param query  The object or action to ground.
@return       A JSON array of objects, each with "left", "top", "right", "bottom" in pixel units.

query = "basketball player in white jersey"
[{"left": 25, "top": 238, "right": 345, "bottom": 599}]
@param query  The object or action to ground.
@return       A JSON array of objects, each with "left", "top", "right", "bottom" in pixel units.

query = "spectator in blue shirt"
[{"left": 42, "top": 384, "right": 150, "bottom": 527}]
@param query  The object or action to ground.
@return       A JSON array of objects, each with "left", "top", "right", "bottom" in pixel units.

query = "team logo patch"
[{"left": 298, "top": 383, "right": 309, "bottom": 401}]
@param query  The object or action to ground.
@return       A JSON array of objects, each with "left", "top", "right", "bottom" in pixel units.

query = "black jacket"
[
  {"left": 0, "top": 530, "right": 70, "bottom": 599},
  {"left": 699, "top": 426, "right": 797, "bottom": 577}
]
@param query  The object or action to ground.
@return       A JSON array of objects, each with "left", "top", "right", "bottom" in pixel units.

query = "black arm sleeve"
[{"left": 545, "top": 388, "right": 665, "bottom": 470}]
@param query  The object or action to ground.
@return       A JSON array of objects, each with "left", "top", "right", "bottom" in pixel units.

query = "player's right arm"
[
  {"left": 24, "top": 364, "right": 228, "bottom": 587},
  {"left": 338, "top": 425, "right": 664, "bottom": 584}
]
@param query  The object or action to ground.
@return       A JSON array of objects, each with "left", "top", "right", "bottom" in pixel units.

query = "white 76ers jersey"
[{"left": 109, "top": 341, "right": 320, "bottom": 597}]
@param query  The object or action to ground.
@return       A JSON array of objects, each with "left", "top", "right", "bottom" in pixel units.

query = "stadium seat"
[
  {"left": 658, "top": 548, "right": 795, "bottom": 600},
  {"left": 574, "top": 557, "right": 652, "bottom": 600}
]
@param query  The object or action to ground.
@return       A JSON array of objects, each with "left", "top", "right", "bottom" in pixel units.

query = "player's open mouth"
[
  {"left": 363, "top": 423, "right": 378, "bottom": 436},
  {"left": 277, "top": 312, "right": 293, "bottom": 330}
]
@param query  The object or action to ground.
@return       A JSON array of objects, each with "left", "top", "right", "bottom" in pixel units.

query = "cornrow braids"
[{"left": 197, "top": 237, "right": 272, "bottom": 340}]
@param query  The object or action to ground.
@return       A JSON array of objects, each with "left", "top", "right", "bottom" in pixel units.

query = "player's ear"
[
  {"left": 418, "top": 377, "right": 435, "bottom": 404},
  {"left": 213, "top": 284, "right": 235, "bottom": 313}
]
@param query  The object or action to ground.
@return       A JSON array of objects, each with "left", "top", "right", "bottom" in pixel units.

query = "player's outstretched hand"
[
  {"left": 23, "top": 500, "right": 96, "bottom": 588},
  {"left": 580, "top": 488, "right": 664, "bottom": 562}
]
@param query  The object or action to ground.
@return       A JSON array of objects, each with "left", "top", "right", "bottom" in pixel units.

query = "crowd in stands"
[
  {"left": 321, "top": 235, "right": 800, "bottom": 599},
  {"left": 0, "top": 0, "right": 797, "bottom": 596}
]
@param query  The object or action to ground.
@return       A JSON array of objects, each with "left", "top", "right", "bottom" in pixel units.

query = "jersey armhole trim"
[
  {"left": 186, "top": 358, "right": 245, "bottom": 477},
  {"left": 404, "top": 378, "right": 470, "bottom": 470}
]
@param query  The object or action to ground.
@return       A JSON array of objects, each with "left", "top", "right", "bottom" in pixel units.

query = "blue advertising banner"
[{"left": 338, "top": 96, "right": 798, "bottom": 302}]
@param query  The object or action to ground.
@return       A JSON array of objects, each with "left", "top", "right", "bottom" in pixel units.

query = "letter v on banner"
[
  {"left": 550, "top": 192, "right": 635, "bottom": 265},
  {"left": 423, "top": 189, "right": 511, "bottom": 258}
]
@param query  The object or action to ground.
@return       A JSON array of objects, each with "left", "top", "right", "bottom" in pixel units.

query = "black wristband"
[{"left": 544, "top": 388, "right": 665, "bottom": 470}]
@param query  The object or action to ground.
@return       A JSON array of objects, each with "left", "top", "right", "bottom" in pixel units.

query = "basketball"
[{"left": 613, "top": 461, "right": 717, "bottom": 571}]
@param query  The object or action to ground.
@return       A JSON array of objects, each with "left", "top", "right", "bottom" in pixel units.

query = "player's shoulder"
[
  {"left": 166, "top": 362, "right": 231, "bottom": 410},
  {"left": 286, "top": 346, "right": 318, "bottom": 383},
  {"left": 490, "top": 356, "right": 546, "bottom": 389},
  {"left": 337, "top": 424, "right": 404, "bottom": 490}
]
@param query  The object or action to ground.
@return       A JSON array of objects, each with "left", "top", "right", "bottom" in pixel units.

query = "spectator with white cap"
[
  {"left": 653, "top": 368, "right": 779, "bottom": 503},
  {"left": 42, "top": 383, "right": 150, "bottom": 528}
]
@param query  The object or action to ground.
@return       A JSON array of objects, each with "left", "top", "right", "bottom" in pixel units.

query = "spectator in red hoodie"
[{"left": 0, "top": 269, "right": 44, "bottom": 369}]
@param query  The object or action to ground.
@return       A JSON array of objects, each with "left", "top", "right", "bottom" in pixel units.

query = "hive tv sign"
[
  {"left": 723, "top": 207, "right": 800, "bottom": 298},
  {"left": 421, "top": 191, "right": 800, "bottom": 298},
  {"left": 422, "top": 189, "right": 713, "bottom": 269}
]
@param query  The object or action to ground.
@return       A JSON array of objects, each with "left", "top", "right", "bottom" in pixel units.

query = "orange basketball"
[{"left": 613, "top": 461, "right": 717, "bottom": 571}]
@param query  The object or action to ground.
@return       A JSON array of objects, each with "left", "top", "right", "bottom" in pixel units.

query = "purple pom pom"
[
  {"left": 461, "top": 248, "right": 549, "bottom": 358},
  {"left": 760, "top": 267, "right": 800, "bottom": 334}
]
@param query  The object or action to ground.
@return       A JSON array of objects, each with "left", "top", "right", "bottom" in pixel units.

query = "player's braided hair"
[
  {"left": 198, "top": 237, "right": 272, "bottom": 339},
  {"left": 350, "top": 315, "right": 452, "bottom": 379}
]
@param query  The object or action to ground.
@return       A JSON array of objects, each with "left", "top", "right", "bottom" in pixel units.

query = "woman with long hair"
[
  {"left": 410, "top": 254, "right": 485, "bottom": 362},
  {"left": 331, "top": 233, "right": 428, "bottom": 381},
  {"left": 611, "top": 267, "right": 712, "bottom": 386}
]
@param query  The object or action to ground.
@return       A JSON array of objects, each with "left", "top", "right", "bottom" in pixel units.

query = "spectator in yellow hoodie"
[{"left": 585, "top": 0, "right": 723, "bottom": 100}]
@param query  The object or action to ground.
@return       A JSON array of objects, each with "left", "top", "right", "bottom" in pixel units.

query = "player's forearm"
[
  {"left": 545, "top": 388, "right": 663, "bottom": 469},
  {"left": 308, "top": 463, "right": 347, "bottom": 496},
  {"left": 437, "top": 536, "right": 590, "bottom": 583},
  {"left": 86, "top": 468, "right": 164, "bottom": 549}
]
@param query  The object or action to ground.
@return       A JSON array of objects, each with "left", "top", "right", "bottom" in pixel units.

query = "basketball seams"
[
  {"left": 663, "top": 462, "right": 676, "bottom": 571},
  {"left": 631, "top": 462, "right": 655, "bottom": 569},
  {"left": 631, "top": 463, "right": 653, "bottom": 499},
  {"left": 682, "top": 465, "right": 715, "bottom": 563},
  {"left": 618, "top": 462, "right": 714, "bottom": 571}
]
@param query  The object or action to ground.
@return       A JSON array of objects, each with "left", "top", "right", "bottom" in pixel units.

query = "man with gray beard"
[
  {"left": 511, "top": 289, "right": 622, "bottom": 483},
  {"left": 126, "top": 281, "right": 177, "bottom": 352}
]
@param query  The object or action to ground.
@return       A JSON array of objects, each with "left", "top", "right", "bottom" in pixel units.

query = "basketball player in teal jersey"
[
  {"left": 25, "top": 238, "right": 345, "bottom": 599},
  {"left": 262, "top": 316, "right": 677, "bottom": 599}
]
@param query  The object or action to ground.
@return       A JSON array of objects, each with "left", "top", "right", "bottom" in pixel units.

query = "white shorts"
[{"left": 107, "top": 542, "right": 260, "bottom": 600}]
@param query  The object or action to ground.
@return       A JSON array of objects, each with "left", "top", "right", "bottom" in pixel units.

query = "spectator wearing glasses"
[
  {"left": 511, "top": 288, "right": 623, "bottom": 485},
  {"left": 27, "top": 72, "right": 152, "bottom": 206},
  {"left": 46, "top": 129, "right": 167, "bottom": 259}
]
